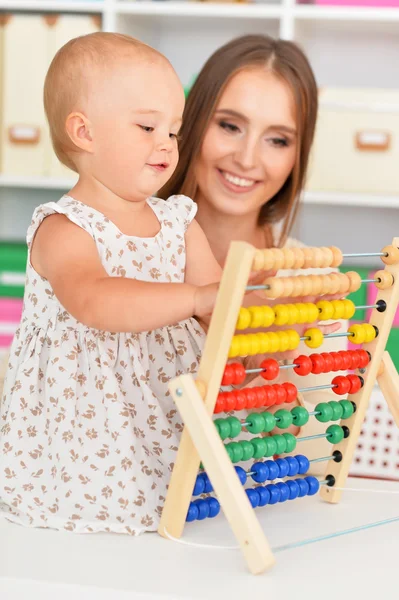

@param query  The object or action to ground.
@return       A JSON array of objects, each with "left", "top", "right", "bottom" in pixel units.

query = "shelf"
[
  {"left": 115, "top": 1, "right": 282, "bottom": 18},
  {"left": 0, "top": 175, "right": 77, "bottom": 189},
  {"left": 303, "top": 190, "right": 399, "bottom": 209},
  {"left": 294, "top": 4, "right": 399, "bottom": 21},
  {"left": 0, "top": 1, "right": 104, "bottom": 13}
]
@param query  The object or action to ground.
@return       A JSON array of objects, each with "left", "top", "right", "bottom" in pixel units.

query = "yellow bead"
[
  {"left": 236, "top": 308, "right": 251, "bottom": 330},
  {"left": 287, "top": 330, "right": 300, "bottom": 350},
  {"left": 248, "top": 334, "right": 261, "bottom": 355},
  {"left": 348, "top": 324, "right": 365, "bottom": 345},
  {"left": 331, "top": 300, "right": 345, "bottom": 320},
  {"left": 296, "top": 303, "right": 309, "bottom": 324},
  {"left": 304, "top": 327, "right": 324, "bottom": 349},
  {"left": 262, "top": 305, "right": 275, "bottom": 328},
  {"left": 277, "top": 331, "right": 290, "bottom": 352},
  {"left": 286, "top": 304, "right": 299, "bottom": 325},
  {"left": 274, "top": 304, "right": 290, "bottom": 326},
  {"left": 248, "top": 306, "right": 264, "bottom": 329},
  {"left": 306, "top": 303, "right": 319, "bottom": 323},
  {"left": 363, "top": 323, "right": 377, "bottom": 343},
  {"left": 342, "top": 299, "right": 355, "bottom": 319},
  {"left": 317, "top": 300, "right": 334, "bottom": 321},
  {"left": 229, "top": 336, "right": 241, "bottom": 358},
  {"left": 238, "top": 334, "right": 252, "bottom": 356},
  {"left": 267, "top": 332, "right": 280, "bottom": 353},
  {"left": 258, "top": 333, "right": 270, "bottom": 354}
]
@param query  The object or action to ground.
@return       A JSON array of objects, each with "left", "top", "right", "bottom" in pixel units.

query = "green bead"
[
  {"left": 225, "top": 444, "right": 235, "bottom": 462},
  {"left": 315, "top": 402, "right": 334, "bottom": 423},
  {"left": 291, "top": 406, "right": 309, "bottom": 427},
  {"left": 227, "top": 416, "right": 242, "bottom": 438},
  {"left": 329, "top": 401, "right": 343, "bottom": 421},
  {"left": 215, "top": 418, "right": 231, "bottom": 440},
  {"left": 262, "top": 412, "right": 276, "bottom": 433},
  {"left": 326, "top": 425, "right": 344, "bottom": 444},
  {"left": 274, "top": 409, "right": 293, "bottom": 430},
  {"left": 231, "top": 442, "right": 244, "bottom": 463},
  {"left": 273, "top": 434, "right": 287, "bottom": 454},
  {"left": 282, "top": 433, "right": 296, "bottom": 453},
  {"left": 340, "top": 400, "right": 354, "bottom": 420},
  {"left": 246, "top": 413, "right": 265, "bottom": 435},
  {"left": 251, "top": 437, "right": 268, "bottom": 459},
  {"left": 240, "top": 440, "right": 255, "bottom": 461},
  {"left": 264, "top": 437, "right": 278, "bottom": 457}
]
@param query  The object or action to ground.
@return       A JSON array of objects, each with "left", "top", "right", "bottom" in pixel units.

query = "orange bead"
[
  {"left": 291, "top": 277, "right": 304, "bottom": 297},
  {"left": 320, "top": 247, "right": 334, "bottom": 268},
  {"left": 262, "top": 250, "right": 276, "bottom": 271},
  {"left": 282, "top": 277, "right": 294, "bottom": 297},
  {"left": 337, "top": 273, "right": 350, "bottom": 295},
  {"left": 282, "top": 247, "right": 296, "bottom": 269},
  {"left": 375, "top": 270, "right": 394, "bottom": 290},
  {"left": 252, "top": 250, "right": 264, "bottom": 271},
  {"left": 309, "top": 274, "right": 324, "bottom": 296},
  {"left": 298, "top": 275, "right": 313, "bottom": 296},
  {"left": 320, "top": 275, "right": 332, "bottom": 295},
  {"left": 312, "top": 248, "right": 325, "bottom": 268},
  {"left": 328, "top": 273, "right": 342, "bottom": 294},
  {"left": 270, "top": 248, "right": 286, "bottom": 271},
  {"left": 292, "top": 248, "right": 305, "bottom": 269},
  {"left": 330, "top": 246, "right": 343, "bottom": 267},
  {"left": 346, "top": 271, "right": 362, "bottom": 293},
  {"left": 302, "top": 247, "right": 315, "bottom": 269},
  {"left": 381, "top": 245, "right": 399, "bottom": 265},
  {"left": 264, "top": 277, "right": 286, "bottom": 298}
]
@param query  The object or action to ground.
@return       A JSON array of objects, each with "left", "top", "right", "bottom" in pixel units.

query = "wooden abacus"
[{"left": 158, "top": 240, "right": 399, "bottom": 575}]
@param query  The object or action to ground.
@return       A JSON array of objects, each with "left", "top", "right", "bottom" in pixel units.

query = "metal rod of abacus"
[
  {"left": 341, "top": 252, "right": 387, "bottom": 259},
  {"left": 300, "top": 331, "right": 352, "bottom": 341},
  {"left": 246, "top": 277, "right": 382, "bottom": 293},
  {"left": 309, "top": 455, "right": 334, "bottom": 464},
  {"left": 298, "top": 383, "right": 336, "bottom": 393}
]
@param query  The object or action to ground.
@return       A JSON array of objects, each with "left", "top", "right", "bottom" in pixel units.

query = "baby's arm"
[
  {"left": 31, "top": 214, "right": 219, "bottom": 333},
  {"left": 184, "top": 219, "right": 222, "bottom": 286}
]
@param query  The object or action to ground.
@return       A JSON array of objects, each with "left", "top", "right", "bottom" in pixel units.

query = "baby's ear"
[{"left": 65, "top": 112, "right": 93, "bottom": 152}]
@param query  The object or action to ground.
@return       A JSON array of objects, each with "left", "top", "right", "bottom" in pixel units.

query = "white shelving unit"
[{"left": 0, "top": 0, "right": 398, "bottom": 256}]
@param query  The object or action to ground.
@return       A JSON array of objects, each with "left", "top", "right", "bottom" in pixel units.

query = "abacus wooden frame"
[{"left": 159, "top": 238, "right": 399, "bottom": 575}]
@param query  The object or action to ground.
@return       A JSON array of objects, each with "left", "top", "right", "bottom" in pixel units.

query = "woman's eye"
[
  {"left": 139, "top": 125, "right": 154, "bottom": 133},
  {"left": 268, "top": 137, "right": 289, "bottom": 147},
  {"left": 169, "top": 132, "right": 181, "bottom": 140},
  {"left": 219, "top": 120, "right": 240, "bottom": 133}
]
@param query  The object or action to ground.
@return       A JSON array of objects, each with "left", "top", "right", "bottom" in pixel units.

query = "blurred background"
[{"left": 0, "top": 0, "right": 398, "bottom": 478}]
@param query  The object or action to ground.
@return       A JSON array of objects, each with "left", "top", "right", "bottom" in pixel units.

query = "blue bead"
[
  {"left": 285, "top": 456, "right": 299, "bottom": 477},
  {"left": 305, "top": 476, "right": 320, "bottom": 496},
  {"left": 246, "top": 488, "right": 260, "bottom": 508},
  {"left": 186, "top": 502, "right": 199, "bottom": 522},
  {"left": 286, "top": 480, "right": 300, "bottom": 500},
  {"left": 196, "top": 499, "right": 210, "bottom": 520},
  {"left": 265, "top": 460, "right": 279, "bottom": 480},
  {"left": 266, "top": 484, "right": 280, "bottom": 505},
  {"left": 257, "top": 486, "right": 270, "bottom": 507},
  {"left": 275, "top": 458, "right": 289, "bottom": 479},
  {"left": 251, "top": 462, "right": 269, "bottom": 483},
  {"left": 207, "top": 497, "right": 221, "bottom": 518},
  {"left": 296, "top": 478, "right": 309, "bottom": 498},
  {"left": 234, "top": 465, "right": 247, "bottom": 485},
  {"left": 296, "top": 455, "right": 310, "bottom": 475},
  {"left": 202, "top": 473, "right": 213, "bottom": 494},
  {"left": 276, "top": 482, "right": 289, "bottom": 503},
  {"left": 193, "top": 475, "right": 205, "bottom": 496}
]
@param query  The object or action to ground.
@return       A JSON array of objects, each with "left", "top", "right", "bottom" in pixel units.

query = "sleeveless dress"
[{"left": 0, "top": 194, "right": 206, "bottom": 534}]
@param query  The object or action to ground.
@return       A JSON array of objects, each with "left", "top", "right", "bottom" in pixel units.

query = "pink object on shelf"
[
  {"left": 315, "top": 0, "right": 399, "bottom": 6},
  {"left": 0, "top": 334, "right": 13, "bottom": 349},
  {"left": 0, "top": 298, "right": 23, "bottom": 322},
  {"left": 366, "top": 272, "right": 399, "bottom": 327}
]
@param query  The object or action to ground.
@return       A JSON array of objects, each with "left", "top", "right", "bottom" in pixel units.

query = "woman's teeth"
[{"left": 221, "top": 171, "right": 256, "bottom": 188}]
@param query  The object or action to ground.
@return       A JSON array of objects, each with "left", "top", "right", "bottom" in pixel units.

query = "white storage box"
[{"left": 306, "top": 88, "right": 399, "bottom": 195}]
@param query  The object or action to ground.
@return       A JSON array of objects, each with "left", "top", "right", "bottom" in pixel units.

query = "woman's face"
[{"left": 195, "top": 67, "right": 298, "bottom": 219}]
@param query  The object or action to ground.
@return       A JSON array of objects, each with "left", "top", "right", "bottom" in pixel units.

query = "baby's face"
[{"left": 87, "top": 57, "right": 184, "bottom": 202}]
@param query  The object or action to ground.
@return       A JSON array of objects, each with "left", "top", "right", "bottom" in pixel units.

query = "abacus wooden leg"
[
  {"left": 320, "top": 237, "right": 399, "bottom": 504},
  {"left": 169, "top": 374, "right": 275, "bottom": 575},
  {"left": 378, "top": 351, "right": 399, "bottom": 429}
]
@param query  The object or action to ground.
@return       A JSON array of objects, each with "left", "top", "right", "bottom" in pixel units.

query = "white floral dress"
[{"left": 0, "top": 195, "right": 205, "bottom": 534}]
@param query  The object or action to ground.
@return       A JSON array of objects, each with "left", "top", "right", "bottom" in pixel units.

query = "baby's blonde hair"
[{"left": 44, "top": 32, "right": 165, "bottom": 172}]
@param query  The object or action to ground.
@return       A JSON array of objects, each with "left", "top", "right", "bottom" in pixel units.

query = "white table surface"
[{"left": 0, "top": 476, "right": 398, "bottom": 600}]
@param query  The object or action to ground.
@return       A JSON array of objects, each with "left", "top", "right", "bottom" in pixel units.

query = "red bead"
[
  {"left": 338, "top": 351, "right": 352, "bottom": 370},
  {"left": 347, "top": 350, "right": 360, "bottom": 370},
  {"left": 255, "top": 386, "right": 267, "bottom": 408},
  {"left": 358, "top": 350, "right": 370, "bottom": 369},
  {"left": 282, "top": 382, "right": 297, "bottom": 403},
  {"left": 310, "top": 353, "right": 325, "bottom": 375},
  {"left": 265, "top": 386, "right": 277, "bottom": 407},
  {"left": 332, "top": 375, "right": 351, "bottom": 395},
  {"left": 244, "top": 388, "right": 257, "bottom": 409},
  {"left": 293, "top": 355, "right": 312, "bottom": 376},
  {"left": 331, "top": 352, "right": 343, "bottom": 371},
  {"left": 260, "top": 359, "right": 279, "bottom": 381},
  {"left": 214, "top": 394, "right": 226, "bottom": 414},
  {"left": 273, "top": 384, "right": 287, "bottom": 405},
  {"left": 233, "top": 363, "right": 246, "bottom": 385},
  {"left": 320, "top": 352, "right": 334, "bottom": 373},
  {"left": 225, "top": 392, "right": 236, "bottom": 412},
  {"left": 347, "top": 374, "right": 362, "bottom": 394},
  {"left": 234, "top": 390, "right": 247, "bottom": 412},
  {"left": 221, "top": 365, "right": 234, "bottom": 386}
]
